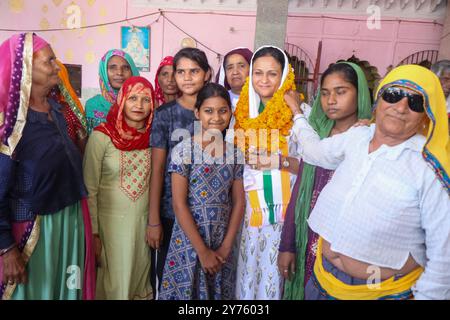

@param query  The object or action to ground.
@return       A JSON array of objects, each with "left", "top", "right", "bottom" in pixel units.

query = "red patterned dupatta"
[
  {"left": 94, "top": 76, "right": 155, "bottom": 151},
  {"left": 154, "top": 56, "right": 175, "bottom": 106}
]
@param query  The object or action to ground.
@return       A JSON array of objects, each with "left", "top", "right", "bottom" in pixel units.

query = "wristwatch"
[
  {"left": 282, "top": 157, "right": 290, "bottom": 169},
  {"left": 279, "top": 156, "right": 290, "bottom": 170}
]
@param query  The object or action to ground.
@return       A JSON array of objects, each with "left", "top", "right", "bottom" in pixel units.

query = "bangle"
[
  {"left": 0, "top": 243, "right": 17, "bottom": 257},
  {"left": 147, "top": 222, "right": 161, "bottom": 227}
]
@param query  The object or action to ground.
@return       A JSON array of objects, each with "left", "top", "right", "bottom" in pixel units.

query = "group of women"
[{"left": 0, "top": 32, "right": 449, "bottom": 300}]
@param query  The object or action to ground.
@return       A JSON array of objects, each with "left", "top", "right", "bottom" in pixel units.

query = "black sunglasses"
[{"left": 381, "top": 87, "right": 425, "bottom": 113}]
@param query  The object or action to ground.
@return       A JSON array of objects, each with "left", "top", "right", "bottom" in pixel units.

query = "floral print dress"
[{"left": 158, "top": 139, "right": 243, "bottom": 300}]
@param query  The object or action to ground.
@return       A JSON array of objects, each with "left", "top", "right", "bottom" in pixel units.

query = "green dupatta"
[{"left": 85, "top": 49, "right": 139, "bottom": 134}]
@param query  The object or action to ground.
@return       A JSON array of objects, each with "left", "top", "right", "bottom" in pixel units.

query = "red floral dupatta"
[
  {"left": 94, "top": 76, "right": 155, "bottom": 151},
  {"left": 154, "top": 56, "right": 174, "bottom": 106}
]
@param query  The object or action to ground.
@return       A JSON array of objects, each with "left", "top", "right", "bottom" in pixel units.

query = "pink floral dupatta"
[{"left": 0, "top": 33, "right": 95, "bottom": 300}]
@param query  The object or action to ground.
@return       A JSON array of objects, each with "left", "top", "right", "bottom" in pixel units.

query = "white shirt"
[
  {"left": 229, "top": 90, "right": 240, "bottom": 110},
  {"left": 225, "top": 90, "right": 240, "bottom": 144},
  {"left": 292, "top": 115, "right": 450, "bottom": 300}
]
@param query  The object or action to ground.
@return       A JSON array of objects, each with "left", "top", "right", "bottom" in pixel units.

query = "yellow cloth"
[
  {"left": 313, "top": 237, "right": 423, "bottom": 300},
  {"left": 375, "top": 64, "right": 449, "bottom": 194}
]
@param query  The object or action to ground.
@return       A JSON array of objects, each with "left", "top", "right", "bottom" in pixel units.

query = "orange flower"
[{"left": 234, "top": 65, "right": 296, "bottom": 155}]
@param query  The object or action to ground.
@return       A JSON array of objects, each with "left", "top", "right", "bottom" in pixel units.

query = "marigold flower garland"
[{"left": 234, "top": 64, "right": 296, "bottom": 154}]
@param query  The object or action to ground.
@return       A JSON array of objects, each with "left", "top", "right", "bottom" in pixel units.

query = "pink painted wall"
[
  {"left": 0, "top": 1, "right": 256, "bottom": 100},
  {"left": 286, "top": 14, "right": 443, "bottom": 77},
  {"left": 439, "top": 4, "right": 450, "bottom": 59},
  {"left": 0, "top": 1, "right": 443, "bottom": 100}
]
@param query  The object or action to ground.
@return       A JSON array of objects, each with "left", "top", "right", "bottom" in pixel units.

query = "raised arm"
[
  {"left": 285, "top": 90, "right": 349, "bottom": 170},
  {"left": 292, "top": 115, "right": 354, "bottom": 170}
]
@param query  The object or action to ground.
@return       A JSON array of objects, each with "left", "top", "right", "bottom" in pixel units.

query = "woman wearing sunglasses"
[{"left": 286, "top": 64, "right": 450, "bottom": 300}]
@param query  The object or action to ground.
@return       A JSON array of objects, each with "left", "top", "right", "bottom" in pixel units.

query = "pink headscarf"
[
  {"left": 0, "top": 33, "right": 48, "bottom": 145},
  {"left": 95, "top": 76, "right": 155, "bottom": 151},
  {"left": 154, "top": 56, "right": 175, "bottom": 106},
  {"left": 0, "top": 33, "right": 97, "bottom": 300}
]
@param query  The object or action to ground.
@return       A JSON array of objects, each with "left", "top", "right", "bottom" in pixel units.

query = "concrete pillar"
[
  {"left": 439, "top": 2, "right": 450, "bottom": 60},
  {"left": 254, "top": 0, "right": 289, "bottom": 50}
]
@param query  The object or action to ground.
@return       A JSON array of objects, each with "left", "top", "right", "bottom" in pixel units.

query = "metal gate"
[
  {"left": 284, "top": 42, "right": 321, "bottom": 104},
  {"left": 397, "top": 50, "right": 439, "bottom": 69}
]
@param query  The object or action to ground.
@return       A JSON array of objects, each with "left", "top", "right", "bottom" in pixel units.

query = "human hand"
[
  {"left": 277, "top": 251, "right": 296, "bottom": 281},
  {"left": 93, "top": 234, "right": 102, "bottom": 268},
  {"left": 284, "top": 90, "right": 303, "bottom": 116},
  {"left": 146, "top": 224, "right": 163, "bottom": 250},
  {"left": 247, "top": 147, "right": 279, "bottom": 171},
  {"left": 2, "top": 247, "right": 27, "bottom": 285},
  {"left": 352, "top": 119, "right": 371, "bottom": 127},
  {"left": 215, "top": 245, "right": 232, "bottom": 263},
  {"left": 198, "top": 249, "right": 224, "bottom": 275}
]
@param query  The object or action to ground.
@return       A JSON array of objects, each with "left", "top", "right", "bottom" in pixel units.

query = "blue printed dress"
[{"left": 158, "top": 138, "right": 244, "bottom": 300}]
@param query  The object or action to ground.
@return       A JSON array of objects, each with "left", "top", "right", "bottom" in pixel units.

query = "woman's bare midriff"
[{"left": 322, "top": 239, "right": 421, "bottom": 281}]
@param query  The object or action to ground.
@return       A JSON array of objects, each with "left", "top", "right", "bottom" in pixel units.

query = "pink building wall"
[
  {"left": 0, "top": 1, "right": 443, "bottom": 99},
  {"left": 0, "top": 1, "right": 256, "bottom": 99},
  {"left": 286, "top": 14, "right": 443, "bottom": 77}
]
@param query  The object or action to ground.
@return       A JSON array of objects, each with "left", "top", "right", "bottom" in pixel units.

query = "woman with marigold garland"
[{"left": 234, "top": 46, "right": 309, "bottom": 299}]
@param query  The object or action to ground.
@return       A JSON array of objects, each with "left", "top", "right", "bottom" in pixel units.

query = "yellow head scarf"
[{"left": 374, "top": 64, "right": 449, "bottom": 194}]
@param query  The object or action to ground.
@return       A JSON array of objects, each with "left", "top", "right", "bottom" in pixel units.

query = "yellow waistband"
[{"left": 313, "top": 237, "right": 423, "bottom": 300}]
